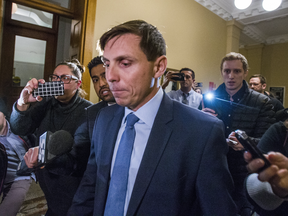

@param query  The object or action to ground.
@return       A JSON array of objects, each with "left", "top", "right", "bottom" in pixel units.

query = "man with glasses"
[
  {"left": 162, "top": 68, "right": 202, "bottom": 109},
  {"left": 249, "top": 74, "right": 284, "bottom": 112}
]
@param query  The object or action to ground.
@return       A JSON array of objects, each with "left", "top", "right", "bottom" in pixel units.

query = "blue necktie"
[{"left": 104, "top": 113, "right": 139, "bottom": 216}]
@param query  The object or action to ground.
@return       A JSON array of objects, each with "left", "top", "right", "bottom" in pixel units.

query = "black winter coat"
[{"left": 205, "top": 81, "right": 275, "bottom": 215}]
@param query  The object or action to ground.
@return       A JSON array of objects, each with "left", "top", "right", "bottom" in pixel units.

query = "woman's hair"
[{"left": 56, "top": 59, "right": 87, "bottom": 98}]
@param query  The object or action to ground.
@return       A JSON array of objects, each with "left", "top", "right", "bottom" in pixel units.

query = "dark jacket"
[
  {"left": 10, "top": 93, "right": 92, "bottom": 216},
  {"left": 69, "top": 93, "right": 237, "bottom": 215},
  {"left": 205, "top": 81, "right": 275, "bottom": 215},
  {"left": 86, "top": 100, "right": 108, "bottom": 141}
]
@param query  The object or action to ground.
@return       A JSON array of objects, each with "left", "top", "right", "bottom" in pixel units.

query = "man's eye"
[
  {"left": 120, "top": 61, "right": 130, "bottom": 67},
  {"left": 92, "top": 78, "right": 98, "bottom": 83},
  {"left": 101, "top": 73, "right": 106, "bottom": 79}
]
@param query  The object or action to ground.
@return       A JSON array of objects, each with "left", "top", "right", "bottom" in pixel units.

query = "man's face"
[
  {"left": 91, "top": 64, "right": 115, "bottom": 102},
  {"left": 221, "top": 60, "right": 248, "bottom": 94},
  {"left": 249, "top": 77, "right": 266, "bottom": 94},
  {"left": 102, "top": 33, "right": 165, "bottom": 111},
  {"left": 180, "top": 70, "right": 194, "bottom": 90}
]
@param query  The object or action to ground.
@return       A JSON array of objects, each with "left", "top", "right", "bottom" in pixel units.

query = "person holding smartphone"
[
  {"left": 162, "top": 68, "right": 202, "bottom": 109},
  {"left": 9, "top": 59, "right": 92, "bottom": 216}
]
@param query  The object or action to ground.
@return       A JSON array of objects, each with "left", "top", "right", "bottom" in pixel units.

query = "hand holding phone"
[{"left": 235, "top": 129, "right": 271, "bottom": 172}]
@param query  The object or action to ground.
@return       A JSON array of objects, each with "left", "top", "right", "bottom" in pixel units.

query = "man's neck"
[
  {"left": 225, "top": 83, "right": 243, "bottom": 100},
  {"left": 181, "top": 87, "right": 192, "bottom": 94}
]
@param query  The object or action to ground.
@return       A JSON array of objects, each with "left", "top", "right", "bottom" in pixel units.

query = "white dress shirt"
[
  {"left": 110, "top": 87, "right": 163, "bottom": 215},
  {"left": 167, "top": 89, "right": 202, "bottom": 109}
]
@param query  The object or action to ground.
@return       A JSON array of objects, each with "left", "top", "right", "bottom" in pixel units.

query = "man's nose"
[
  {"left": 99, "top": 77, "right": 107, "bottom": 87},
  {"left": 106, "top": 63, "right": 119, "bottom": 83}
]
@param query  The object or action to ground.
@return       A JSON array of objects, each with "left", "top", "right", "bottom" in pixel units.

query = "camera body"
[{"left": 171, "top": 73, "right": 185, "bottom": 81}]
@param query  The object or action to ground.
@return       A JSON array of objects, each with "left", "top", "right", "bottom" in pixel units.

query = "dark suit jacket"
[
  {"left": 86, "top": 101, "right": 108, "bottom": 141},
  {"left": 69, "top": 93, "right": 237, "bottom": 215}
]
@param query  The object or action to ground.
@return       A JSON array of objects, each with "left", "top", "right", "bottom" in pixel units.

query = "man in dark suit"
[
  {"left": 86, "top": 56, "right": 115, "bottom": 140},
  {"left": 68, "top": 20, "right": 237, "bottom": 215}
]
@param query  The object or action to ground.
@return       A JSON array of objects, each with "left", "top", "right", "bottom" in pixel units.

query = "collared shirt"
[
  {"left": 111, "top": 87, "right": 163, "bottom": 215},
  {"left": 218, "top": 83, "right": 246, "bottom": 136},
  {"left": 167, "top": 89, "right": 202, "bottom": 109}
]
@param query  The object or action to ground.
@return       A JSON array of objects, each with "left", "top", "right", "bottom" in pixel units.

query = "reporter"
[
  {"left": 10, "top": 59, "right": 92, "bottom": 216},
  {"left": 244, "top": 152, "right": 288, "bottom": 215}
]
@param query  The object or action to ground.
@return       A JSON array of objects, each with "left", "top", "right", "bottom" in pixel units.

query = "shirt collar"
[
  {"left": 124, "top": 87, "right": 163, "bottom": 128},
  {"left": 231, "top": 81, "right": 246, "bottom": 102},
  {"left": 180, "top": 88, "right": 194, "bottom": 96}
]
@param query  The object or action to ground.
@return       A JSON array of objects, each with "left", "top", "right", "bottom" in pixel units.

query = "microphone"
[
  {"left": 17, "top": 130, "right": 74, "bottom": 174},
  {"left": 38, "top": 130, "right": 74, "bottom": 166}
]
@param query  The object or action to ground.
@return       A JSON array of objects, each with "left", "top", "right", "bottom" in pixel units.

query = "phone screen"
[{"left": 33, "top": 81, "right": 64, "bottom": 98}]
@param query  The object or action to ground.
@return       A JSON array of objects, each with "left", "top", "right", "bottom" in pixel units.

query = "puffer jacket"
[{"left": 206, "top": 81, "right": 275, "bottom": 215}]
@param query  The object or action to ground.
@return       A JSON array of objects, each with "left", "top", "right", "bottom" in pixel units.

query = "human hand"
[
  {"left": 24, "top": 147, "right": 39, "bottom": 168},
  {"left": 244, "top": 151, "right": 288, "bottom": 198},
  {"left": 227, "top": 131, "right": 244, "bottom": 151},
  {"left": 17, "top": 78, "right": 45, "bottom": 111},
  {"left": 202, "top": 107, "right": 218, "bottom": 117}
]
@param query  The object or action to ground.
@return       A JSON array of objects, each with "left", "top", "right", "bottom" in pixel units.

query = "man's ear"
[
  {"left": 262, "top": 83, "right": 267, "bottom": 90},
  {"left": 153, "top": 55, "right": 167, "bottom": 78},
  {"left": 244, "top": 70, "right": 248, "bottom": 78}
]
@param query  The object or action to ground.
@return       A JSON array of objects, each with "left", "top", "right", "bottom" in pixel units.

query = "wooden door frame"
[{"left": 0, "top": 0, "right": 97, "bottom": 101}]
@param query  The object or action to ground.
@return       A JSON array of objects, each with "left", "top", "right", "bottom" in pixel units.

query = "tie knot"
[{"left": 126, "top": 113, "right": 139, "bottom": 127}]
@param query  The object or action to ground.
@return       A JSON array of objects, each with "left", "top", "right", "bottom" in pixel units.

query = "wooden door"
[{"left": 0, "top": 2, "right": 58, "bottom": 110}]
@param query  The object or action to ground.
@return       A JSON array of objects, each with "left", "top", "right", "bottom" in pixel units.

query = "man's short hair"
[
  {"left": 220, "top": 52, "right": 249, "bottom": 72},
  {"left": 249, "top": 74, "right": 267, "bottom": 85},
  {"left": 87, "top": 56, "right": 103, "bottom": 78},
  {"left": 100, "top": 20, "right": 166, "bottom": 61},
  {"left": 179, "top": 68, "right": 195, "bottom": 80}
]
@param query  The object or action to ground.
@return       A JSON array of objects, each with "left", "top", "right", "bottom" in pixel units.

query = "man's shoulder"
[
  {"left": 171, "top": 98, "right": 221, "bottom": 124},
  {"left": 166, "top": 89, "right": 179, "bottom": 97},
  {"left": 86, "top": 100, "right": 107, "bottom": 112},
  {"left": 245, "top": 89, "right": 270, "bottom": 106}
]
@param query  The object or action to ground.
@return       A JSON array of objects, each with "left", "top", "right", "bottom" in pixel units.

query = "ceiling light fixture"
[
  {"left": 262, "top": 0, "right": 282, "bottom": 11},
  {"left": 234, "top": 0, "right": 252, "bottom": 10}
]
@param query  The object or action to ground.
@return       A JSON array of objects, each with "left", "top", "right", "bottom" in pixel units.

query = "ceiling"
[{"left": 195, "top": 0, "right": 288, "bottom": 47}]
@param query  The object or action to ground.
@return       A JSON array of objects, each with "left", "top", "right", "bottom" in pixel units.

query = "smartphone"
[
  {"left": 33, "top": 81, "right": 64, "bottom": 98},
  {"left": 235, "top": 129, "right": 271, "bottom": 172},
  {"left": 171, "top": 73, "right": 185, "bottom": 81}
]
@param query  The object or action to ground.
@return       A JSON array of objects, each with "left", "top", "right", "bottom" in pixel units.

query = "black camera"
[{"left": 171, "top": 73, "right": 185, "bottom": 81}]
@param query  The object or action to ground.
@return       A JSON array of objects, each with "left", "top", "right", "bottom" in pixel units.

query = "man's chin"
[{"left": 100, "top": 95, "right": 115, "bottom": 103}]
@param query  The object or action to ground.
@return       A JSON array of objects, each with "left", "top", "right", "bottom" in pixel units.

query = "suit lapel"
[
  {"left": 94, "top": 105, "right": 124, "bottom": 214},
  {"left": 97, "top": 104, "right": 124, "bottom": 176},
  {"left": 127, "top": 94, "right": 174, "bottom": 215}
]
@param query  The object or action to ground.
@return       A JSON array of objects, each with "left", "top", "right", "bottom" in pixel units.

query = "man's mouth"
[{"left": 100, "top": 88, "right": 111, "bottom": 96}]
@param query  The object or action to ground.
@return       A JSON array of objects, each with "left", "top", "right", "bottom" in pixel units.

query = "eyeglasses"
[{"left": 49, "top": 74, "right": 79, "bottom": 84}]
